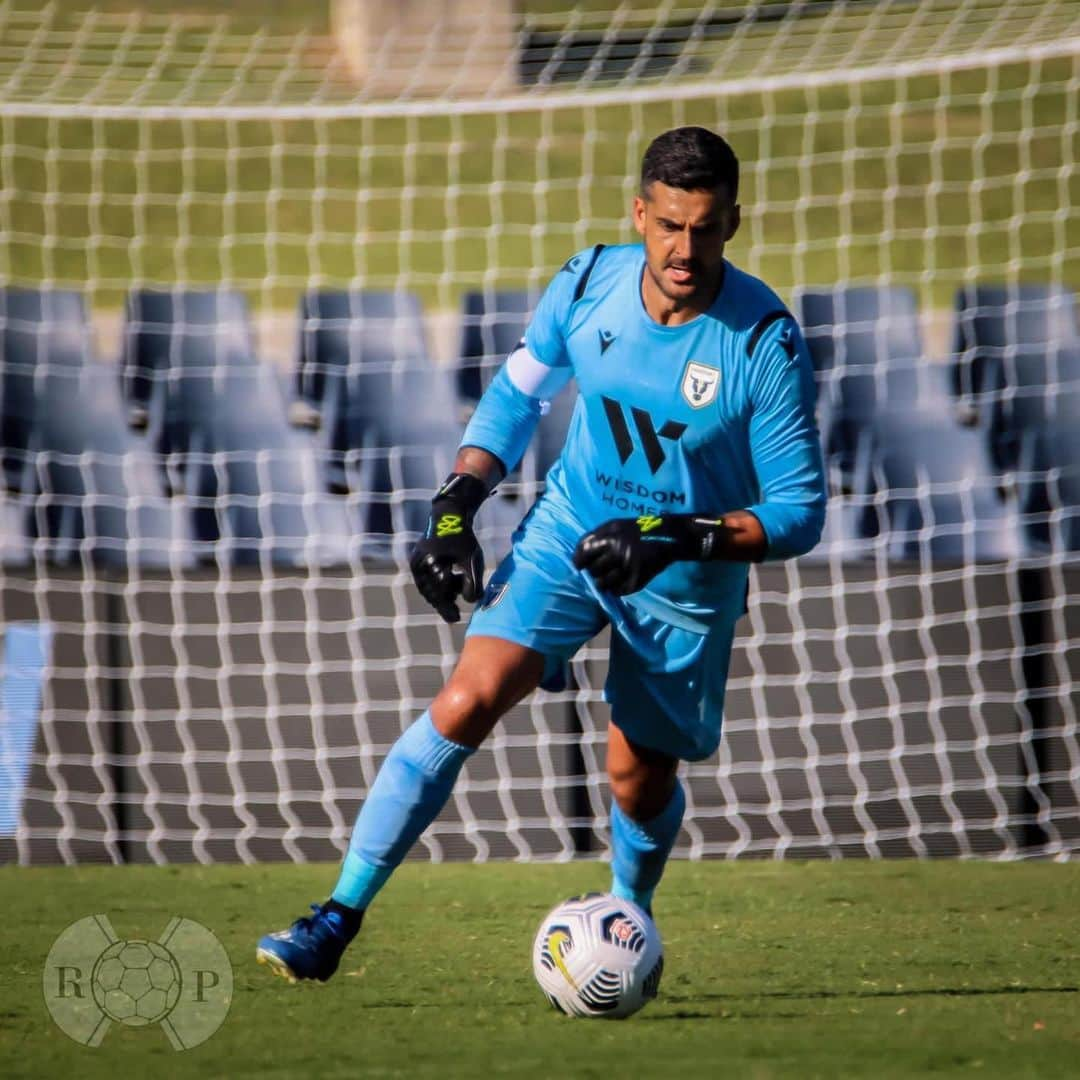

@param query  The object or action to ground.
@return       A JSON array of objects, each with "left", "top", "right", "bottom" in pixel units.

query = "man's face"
[{"left": 633, "top": 181, "right": 740, "bottom": 310}]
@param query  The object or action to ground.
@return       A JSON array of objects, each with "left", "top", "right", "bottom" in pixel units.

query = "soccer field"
[{"left": 4, "top": 861, "right": 1079, "bottom": 1078}]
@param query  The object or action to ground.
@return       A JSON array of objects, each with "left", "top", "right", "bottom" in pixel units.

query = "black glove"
[
  {"left": 572, "top": 514, "right": 726, "bottom": 596},
  {"left": 410, "top": 473, "right": 490, "bottom": 623}
]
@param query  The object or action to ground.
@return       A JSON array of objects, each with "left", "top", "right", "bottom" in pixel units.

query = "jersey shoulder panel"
[
  {"left": 723, "top": 263, "right": 802, "bottom": 363},
  {"left": 575, "top": 242, "right": 641, "bottom": 297},
  {"left": 724, "top": 263, "right": 792, "bottom": 326}
]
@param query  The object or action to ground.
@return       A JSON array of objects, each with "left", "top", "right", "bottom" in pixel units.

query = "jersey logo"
[
  {"left": 559, "top": 255, "right": 581, "bottom": 274},
  {"left": 778, "top": 323, "right": 797, "bottom": 360},
  {"left": 479, "top": 580, "right": 508, "bottom": 610},
  {"left": 681, "top": 362, "right": 720, "bottom": 409},
  {"left": 598, "top": 329, "right": 616, "bottom": 354},
  {"left": 601, "top": 397, "right": 687, "bottom": 474}
]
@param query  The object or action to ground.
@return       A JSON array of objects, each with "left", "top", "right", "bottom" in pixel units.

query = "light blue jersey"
[{"left": 464, "top": 242, "right": 826, "bottom": 631}]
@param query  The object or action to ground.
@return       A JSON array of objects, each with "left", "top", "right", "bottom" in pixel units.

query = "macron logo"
[{"left": 598, "top": 329, "right": 616, "bottom": 354}]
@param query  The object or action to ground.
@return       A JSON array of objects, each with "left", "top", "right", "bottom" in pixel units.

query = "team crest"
[{"left": 681, "top": 362, "right": 720, "bottom": 409}]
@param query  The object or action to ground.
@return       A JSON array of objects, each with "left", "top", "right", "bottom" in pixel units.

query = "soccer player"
[{"left": 257, "top": 126, "right": 826, "bottom": 982}]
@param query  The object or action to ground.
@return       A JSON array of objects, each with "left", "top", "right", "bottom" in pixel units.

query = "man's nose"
[{"left": 674, "top": 227, "right": 694, "bottom": 261}]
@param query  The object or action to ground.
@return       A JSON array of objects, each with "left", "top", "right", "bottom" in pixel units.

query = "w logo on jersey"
[{"left": 601, "top": 397, "right": 687, "bottom": 474}]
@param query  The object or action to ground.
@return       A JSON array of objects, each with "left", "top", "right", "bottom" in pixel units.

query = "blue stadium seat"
[
  {"left": 296, "top": 290, "right": 468, "bottom": 556},
  {"left": 458, "top": 289, "right": 535, "bottom": 404},
  {"left": 1, "top": 288, "right": 91, "bottom": 492},
  {"left": 798, "top": 287, "right": 923, "bottom": 491},
  {"left": 31, "top": 365, "right": 193, "bottom": 568},
  {"left": 127, "top": 289, "right": 352, "bottom": 567},
  {"left": 122, "top": 289, "right": 252, "bottom": 429},
  {"left": 952, "top": 284, "right": 1080, "bottom": 412},
  {"left": 850, "top": 366, "right": 1025, "bottom": 561},
  {"left": 952, "top": 285, "right": 1080, "bottom": 551},
  {"left": 0, "top": 288, "right": 190, "bottom": 567},
  {"left": 455, "top": 290, "right": 578, "bottom": 491}
]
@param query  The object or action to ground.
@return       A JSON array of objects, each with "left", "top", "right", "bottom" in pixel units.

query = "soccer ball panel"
[
  {"left": 119, "top": 942, "right": 153, "bottom": 969},
  {"left": 136, "top": 987, "right": 169, "bottom": 1021},
  {"left": 94, "top": 957, "right": 125, "bottom": 992},
  {"left": 149, "top": 957, "right": 176, "bottom": 990},
  {"left": 120, "top": 968, "right": 152, "bottom": 999},
  {"left": 103, "top": 988, "right": 136, "bottom": 1021},
  {"left": 532, "top": 893, "right": 662, "bottom": 1019}
]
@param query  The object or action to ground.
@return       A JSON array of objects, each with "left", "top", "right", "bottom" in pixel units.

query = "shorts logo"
[
  {"left": 480, "top": 581, "right": 508, "bottom": 610},
  {"left": 681, "top": 362, "right": 720, "bottom": 409}
]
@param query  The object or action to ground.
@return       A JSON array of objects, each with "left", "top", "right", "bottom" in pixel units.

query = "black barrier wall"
[{"left": 3, "top": 562, "right": 1078, "bottom": 864}]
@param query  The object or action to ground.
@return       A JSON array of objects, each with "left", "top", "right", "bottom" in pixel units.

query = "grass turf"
[{"left": 2, "top": 860, "right": 1079, "bottom": 1078}]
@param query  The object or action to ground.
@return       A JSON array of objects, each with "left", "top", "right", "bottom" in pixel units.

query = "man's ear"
[
  {"left": 726, "top": 203, "right": 742, "bottom": 242},
  {"left": 633, "top": 194, "right": 647, "bottom": 237}
]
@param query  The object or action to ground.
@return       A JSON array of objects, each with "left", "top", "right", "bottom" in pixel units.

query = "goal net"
[{"left": 1, "top": 0, "right": 1078, "bottom": 865}]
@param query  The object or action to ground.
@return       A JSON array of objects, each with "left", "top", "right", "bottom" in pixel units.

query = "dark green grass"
[{"left": 2, "top": 861, "right": 1079, "bottom": 1078}]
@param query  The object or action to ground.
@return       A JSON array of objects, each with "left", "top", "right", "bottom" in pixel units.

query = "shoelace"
[{"left": 294, "top": 903, "right": 346, "bottom": 942}]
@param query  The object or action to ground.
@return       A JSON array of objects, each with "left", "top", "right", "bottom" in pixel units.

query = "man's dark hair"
[{"left": 640, "top": 126, "right": 739, "bottom": 201}]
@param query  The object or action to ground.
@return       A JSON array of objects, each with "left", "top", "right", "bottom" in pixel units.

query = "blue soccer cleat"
[{"left": 256, "top": 902, "right": 360, "bottom": 983}]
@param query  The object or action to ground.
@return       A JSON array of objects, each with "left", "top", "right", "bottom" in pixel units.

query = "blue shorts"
[{"left": 466, "top": 501, "right": 736, "bottom": 762}]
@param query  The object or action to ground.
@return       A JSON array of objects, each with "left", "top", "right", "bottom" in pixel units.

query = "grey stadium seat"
[
  {"left": 295, "top": 290, "right": 468, "bottom": 557},
  {"left": 456, "top": 289, "right": 579, "bottom": 499},
  {"left": 0, "top": 287, "right": 189, "bottom": 568},
  {"left": 126, "top": 288, "right": 352, "bottom": 568},
  {"left": 798, "top": 286, "right": 923, "bottom": 492},
  {"left": 952, "top": 284, "right": 1080, "bottom": 550},
  {"left": 850, "top": 364, "right": 1026, "bottom": 562}
]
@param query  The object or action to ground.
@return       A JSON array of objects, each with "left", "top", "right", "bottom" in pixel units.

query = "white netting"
[{"left": 0, "top": 0, "right": 1078, "bottom": 865}]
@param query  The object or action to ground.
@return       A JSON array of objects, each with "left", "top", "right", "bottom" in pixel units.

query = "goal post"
[{"left": 0, "top": 0, "right": 1078, "bottom": 865}]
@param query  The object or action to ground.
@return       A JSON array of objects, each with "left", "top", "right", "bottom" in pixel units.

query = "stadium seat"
[
  {"left": 952, "top": 285, "right": 1080, "bottom": 551},
  {"left": 850, "top": 365, "right": 1026, "bottom": 561},
  {"left": 121, "top": 289, "right": 252, "bottom": 430},
  {"left": 798, "top": 286, "right": 923, "bottom": 491},
  {"left": 0, "top": 288, "right": 190, "bottom": 567},
  {"left": 1, "top": 288, "right": 91, "bottom": 492},
  {"left": 458, "top": 289, "right": 535, "bottom": 404},
  {"left": 296, "top": 290, "right": 470, "bottom": 555},
  {"left": 32, "top": 365, "right": 193, "bottom": 567},
  {"left": 456, "top": 290, "right": 578, "bottom": 490},
  {"left": 127, "top": 289, "right": 352, "bottom": 567},
  {"left": 951, "top": 284, "right": 1080, "bottom": 411}
]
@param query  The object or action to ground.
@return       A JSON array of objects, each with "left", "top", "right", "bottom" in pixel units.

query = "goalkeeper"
[{"left": 258, "top": 126, "right": 827, "bottom": 982}]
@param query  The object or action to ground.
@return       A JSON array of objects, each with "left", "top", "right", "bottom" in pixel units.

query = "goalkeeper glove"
[
  {"left": 409, "top": 473, "right": 490, "bottom": 624},
  {"left": 572, "top": 513, "right": 728, "bottom": 596}
]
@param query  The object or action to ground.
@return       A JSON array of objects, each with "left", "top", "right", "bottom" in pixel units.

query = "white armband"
[{"left": 506, "top": 345, "right": 573, "bottom": 401}]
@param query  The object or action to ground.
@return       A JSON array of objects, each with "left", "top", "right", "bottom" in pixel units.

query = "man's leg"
[
  {"left": 331, "top": 635, "right": 545, "bottom": 907},
  {"left": 606, "top": 720, "right": 684, "bottom": 916},
  {"left": 257, "top": 636, "right": 543, "bottom": 982}
]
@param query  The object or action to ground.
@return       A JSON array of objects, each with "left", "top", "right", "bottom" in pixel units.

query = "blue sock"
[
  {"left": 609, "top": 780, "right": 686, "bottom": 913},
  {"left": 331, "top": 711, "right": 474, "bottom": 910}
]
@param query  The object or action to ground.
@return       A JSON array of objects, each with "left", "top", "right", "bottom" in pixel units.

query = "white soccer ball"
[{"left": 532, "top": 892, "right": 663, "bottom": 1019}]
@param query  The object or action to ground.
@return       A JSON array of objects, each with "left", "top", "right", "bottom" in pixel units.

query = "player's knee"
[
  {"left": 430, "top": 677, "right": 505, "bottom": 746},
  {"left": 609, "top": 765, "right": 677, "bottom": 821}
]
